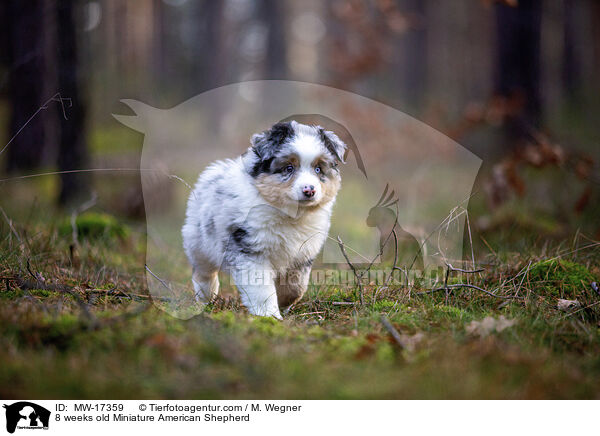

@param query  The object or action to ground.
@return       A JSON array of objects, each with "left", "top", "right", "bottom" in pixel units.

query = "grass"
[{"left": 1, "top": 192, "right": 600, "bottom": 399}]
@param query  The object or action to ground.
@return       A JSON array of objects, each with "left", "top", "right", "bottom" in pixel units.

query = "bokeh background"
[
  {"left": 1, "top": 0, "right": 599, "bottom": 250},
  {"left": 1, "top": 0, "right": 600, "bottom": 401}
]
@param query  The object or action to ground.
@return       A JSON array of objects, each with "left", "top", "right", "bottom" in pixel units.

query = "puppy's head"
[{"left": 246, "top": 121, "right": 346, "bottom": 209}]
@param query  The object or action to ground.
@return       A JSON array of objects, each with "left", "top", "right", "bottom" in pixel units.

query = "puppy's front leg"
[{"left": 230, "top": 259, "right": 282, "bottom": 319}]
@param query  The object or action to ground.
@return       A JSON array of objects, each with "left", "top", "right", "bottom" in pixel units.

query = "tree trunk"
[
  {"left": 56, "top": 0, "right": 88, "bottom": 205},
  {"left": 4, "top": 0, "right": 46, "bottom": 171},
  {"left": 493, "top": 0, "right": 542, "bottom": 146},
  {"left": 259, "top": 0, "right": 288, "bottom": 78},
  {"left": 152, "top": 0, "right": 169, "bottom": 91},
  {"left": 562, "top": 0, "right": 581, "bottom": 102},
  {"left": 193, "top": 0, "right": 225, "bottom": 93},
  {"left": 397, "top": 0, "right": 427, "bottom": 112},
  {"left": 593, "top": 1, "right": 600, "bottom": 92}
]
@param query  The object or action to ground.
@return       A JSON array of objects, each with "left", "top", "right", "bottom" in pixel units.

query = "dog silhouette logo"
[{"left": 3, "top": 402, "right": 50, "bottom": 433}]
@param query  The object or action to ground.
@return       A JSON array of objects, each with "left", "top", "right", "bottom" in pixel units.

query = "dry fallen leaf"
[
  {"left": 557, "top": 299, "right": 580, "bottom": 311},
  {"left": 466, "top": 315, "right": 516, "bottom": 337},
  {"left": 399, "top": 332, "right": 425, "bottom": 352}
]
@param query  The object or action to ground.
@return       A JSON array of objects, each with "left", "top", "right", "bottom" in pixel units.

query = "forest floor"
[{"left": 1, "top": 202, "right": 600, "bottom": 399}]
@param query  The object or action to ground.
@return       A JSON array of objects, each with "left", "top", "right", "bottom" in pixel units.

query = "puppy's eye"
[
  {"left": 315, "top": 166, "right": 322, "bottom": 174},
  {"left": 285, "top": 165, "right": 294, "bottom": 173}
]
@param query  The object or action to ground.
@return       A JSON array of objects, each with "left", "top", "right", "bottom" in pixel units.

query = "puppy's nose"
[{"left": 302, "top": 185, "right": 316, "bottom": 198}]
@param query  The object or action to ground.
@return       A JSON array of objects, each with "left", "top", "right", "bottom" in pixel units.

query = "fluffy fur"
[{"left": 182, "top": 121, "right": 346, "bottom": 318}]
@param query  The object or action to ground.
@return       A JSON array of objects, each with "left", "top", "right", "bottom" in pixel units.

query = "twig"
[
  {"left": 380, "top": 315, "right": 405, "bottom": 349},
  {"left": 25, "top": 259, "right": 41, "bottom": 282},
  {"left": 0, "top": 168, "right": 196, "bottom": 196},
  {"left": 414, "top": 261, "right": 508, "bottom": 301},
  {"left": 513, "top": 260, "right": 532, "bottom": 298},
  {"left": 445, "top": 263, "right": 484, "bottom": 274},
  {"left": 312, "top": 300, "right": 357, "bottom": 306},
  {"left": 464, "top": 210, "right": 476, "bottom": 271},
  {"left": 18, "top": 268, "right": 98, "bottom": 326},
  {"left": 560, "top": 300, "right": 600, "bottom": 320},
  {"left": 145, "top": 264, "right": 177, "bottom": 298},
  {"left": 444, "top": 263, "right": 451, "bottom": 304},
  {"left": 0, "top": 93, "right": 71, "bottom": 157},
  {"left": 337, "top": 236, "right": 364, "bottom": 305},
  {"left": 84, "top": 287, "right": 166, "bottom": 301},
  {"left": 383, "top": 229, "right": 399, "bottom": 287},
  {"left": 0, "top": 206, "right": 22, "bottom": 244},
  {"left": 417, "top": 283, "right": 520, "bottom": 299},
  {"left": 336, "top": 213, "right": 401, "bottom": 303}
]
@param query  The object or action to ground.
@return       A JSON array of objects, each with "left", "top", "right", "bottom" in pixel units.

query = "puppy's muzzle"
[{"left": 302, "top": 184, "right": 316, "bottom": 198}]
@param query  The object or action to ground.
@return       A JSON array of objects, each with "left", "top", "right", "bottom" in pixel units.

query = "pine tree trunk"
[
  {"left": 4, "top": 0, "right": 46, "bottom": 171},
  {"left": 260, "top": 0, "right": 288, "bottom": 78},
  {"left": 397, "top": 0, "right": 427, "bottom": 112},
  {"left": 493, "top": 0, "right": 542, "bottom": 146},
  {"left": 562, "top": 0, "right": 581, "bottom": 102},
  {"left": 56, "top": 0, "right": 88, "bottom": 205}
]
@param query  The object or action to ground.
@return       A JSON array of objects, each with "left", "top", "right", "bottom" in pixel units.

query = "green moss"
[
  {"left": 0, "top": 289, "right": 24, "bottom": 299},
  {"left": 315, "top": 286, "right": 361, "bottom": 303},
  {"left": 4, "top": 195, "right": 600, "bottom": 398},
  {"left": 0, "top": 288, "right": 61, "bottom": 300},
  {"left": 45, "top": 313, "right": 80, "bottom": 335},
  {"left": 305, "top": 325, "right": 328, "bottom": 339},
  {"left": 430, "top": 305, "right": 470, "bottom": 321},
  {"left": 529, "top": 259, "right": 596, "bottom": 300},
  {"left": 375, "top": 342, "right": 396, "bottom": 363},
  {"left": 58, "top": 212, "right": 130, "bottom": 240},
  {"left": 386, "top": 310, "right": 422, "bottom": 330},
  {"left": 371, "top": 300, "right": 398, "bottom": 311},
  {"left": 330, "top": 336, "right": 366, "bottom": 355},
  {"left": 31, "top": 289, "right": 60, "bottom": 298},
  {"left": 251, "top": 316, "right": 288, "bottom": 337}
]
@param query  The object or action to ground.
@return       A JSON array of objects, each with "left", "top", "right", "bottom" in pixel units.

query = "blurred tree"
[
  {"left": 562, "top": 0, "right": 581, "bottom": 102},
  {"left": 326, "top": 0, "right": 398, "bottom": 88},
  {"left": 397, "top": 0, "right": 427, "bottom": 112},
  {"left": 152, "top": 0, "right": 168, "bottom": 88},
  {"left": 192, "top": 0, "right": 225, "bottom": 92},
  {"left": 593, "top": 2, "right": 600, "bottom": 95},
  {"left": 3, "top": 0, "right": 46, "bottom": 171},
  {"left": 259, "top": 0, "right": 288, "bottom": 78},
  {"left": 493, "top": 0, "right": 542, "bottom": 147},
  {"left": 56, "top": 0, "right": 88, "bottom": 205}
]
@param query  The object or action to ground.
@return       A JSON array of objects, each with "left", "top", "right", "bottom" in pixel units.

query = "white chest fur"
[{"left": 250, "top": 205, "right": 331, "bottom": 272}]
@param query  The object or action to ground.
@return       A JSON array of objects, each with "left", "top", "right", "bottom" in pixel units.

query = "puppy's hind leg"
[
  {"left": 192, "top": 266, "right": 219, "bottom": 303},
  {"left": 276, "top": 265, "right": 311, "bottom": 311}
]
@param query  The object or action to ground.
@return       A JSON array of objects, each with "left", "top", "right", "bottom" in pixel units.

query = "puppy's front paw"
[
  {"left": 192, "top": 286, "right": 212, "bottom": 304},
  {"left": 248, "top": 304, "right": 283, "bottom": 320},
  {"left": 232, "top": 264, "right": 281, "bottom": 319},
  {"left": 193, "top": 292, "right": 211, "bottom": 304},
  {"left": 243, "top": 293, "right": 283, "bottom": 319}
]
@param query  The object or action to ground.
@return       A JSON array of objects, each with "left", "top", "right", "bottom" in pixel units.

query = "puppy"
[{"left": 182, "top": 121, "right": 346, "bottom": 319}]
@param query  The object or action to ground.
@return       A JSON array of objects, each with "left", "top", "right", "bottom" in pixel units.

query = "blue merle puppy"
[{"left": 182, "top": 121, "right": 346, "bottom": 318}]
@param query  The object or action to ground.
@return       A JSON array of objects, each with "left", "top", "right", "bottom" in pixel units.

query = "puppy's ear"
[
  {"left": 319, "top": 128, "right": 347, "bottom": 164},
  {"left": 251, "top": 122, "right": 295, "bottom": 160}
]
